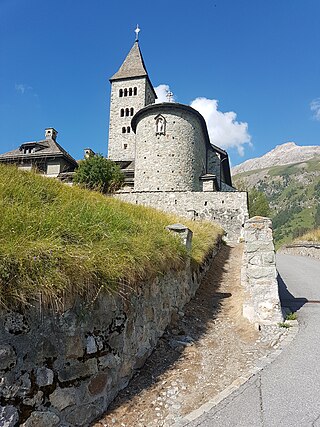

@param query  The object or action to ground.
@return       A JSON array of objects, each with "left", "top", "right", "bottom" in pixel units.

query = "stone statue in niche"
[{"left": 155, "top": 115, "right": 166, "bottom": 135}]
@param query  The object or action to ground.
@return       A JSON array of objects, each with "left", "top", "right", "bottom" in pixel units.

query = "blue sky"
[{"left": 1, "top": 0, "right": 320, "bottom": 166}]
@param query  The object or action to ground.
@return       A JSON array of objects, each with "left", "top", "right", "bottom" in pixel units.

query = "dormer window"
[{"left": 23, "top": 146, "right": 36, "bottom": 154}]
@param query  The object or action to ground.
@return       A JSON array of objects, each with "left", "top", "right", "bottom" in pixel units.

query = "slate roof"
[
  {"left": 0, "top": 137, "right": 78, "bottom": 168},
  {"left": 110, "top": 41, "right": 148, "bottom": 81}
]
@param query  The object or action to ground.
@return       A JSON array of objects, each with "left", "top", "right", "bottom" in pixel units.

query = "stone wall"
[
  {"left": 0, "top": 244, "right": 219, "bottom": 426},
  {"left": 134, "top": 106, "right": 207, "bottom": 192},
  {"left": 242, "top": 217, "right": 283, "bottom": 326},
  {"left": 278, "top": 242, "right": 320, "bottom": 260},
  {"left": 115, "top": 191, "right": 249, "bottom": 242}
]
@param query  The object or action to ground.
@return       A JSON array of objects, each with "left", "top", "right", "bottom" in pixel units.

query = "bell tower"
[{"left": 108, "top": 26, "right": 157, "bottom": 161}]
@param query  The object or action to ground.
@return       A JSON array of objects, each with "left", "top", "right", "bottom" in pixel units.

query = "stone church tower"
[{"left": 108, "top": 38, "right": 157, "bottom": 161}]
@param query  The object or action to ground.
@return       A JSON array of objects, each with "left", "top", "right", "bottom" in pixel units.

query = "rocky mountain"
[
  {"left": 232, "top": 142, "right": 320, "bottom": 175},
  {"left": 232, "top": 144, "right": 320, "bottom": 247}
]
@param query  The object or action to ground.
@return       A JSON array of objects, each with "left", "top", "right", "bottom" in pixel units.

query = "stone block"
[
  {"left": 86, "top": 335, "right": 97, "bottom": 354},
  {"left": 88, "top": 372, "right": 112, "bottom": 396},
  {"left": 36, "top": 367, "right": 54, "bottom": 387},
  {"left": 65, "top": 335, "right": 84, "bottom": 359},
  {"left": 49, "top": 387, "right": 76, "bottom": 411},
  {"left": 22, "top": 411, "right": 60, "bottom": 427},
  {"left": 246, "top": 265, "right": 276, "bottom": 280},
  {"left": 0, "top": 345, "right": 16, "bottom": 371},
  {"left": 166, "top": 223, "right": 193, "bottom": 251},
  {"left": 4, "top": 312, "right": 29, "bottom": 334},
  {"left": 0, "top": 405, "right": 19, "bottom": 427},
  {"left": 245, "top": 241, "right": 275, "bottom": 253},
  {"left": 35, "top": 337, "right": 58, "bottom": 361},
  {"left": 23, "top": 391, "right": 43, "bottom": 406},
  {"left": 57, "top": 359, "right": 97, "bottom": 383},
  {"left": 98, "top": 353, "right": 120, "bottom": 370},
  {"left": 65, "top": 399, "right": 103, "bottom": 426}
]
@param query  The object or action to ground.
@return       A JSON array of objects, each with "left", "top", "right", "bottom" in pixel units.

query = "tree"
[
  {"left": 248, "top": 188, "right": 271, "bottom": 218},
  {"left": 73, "top": 154, "right": 124, "bottom": 194}
]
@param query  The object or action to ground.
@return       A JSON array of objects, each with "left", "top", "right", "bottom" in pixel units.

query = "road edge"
[{"left": 173, "top": 320, "right": 299, "bottom": 426}]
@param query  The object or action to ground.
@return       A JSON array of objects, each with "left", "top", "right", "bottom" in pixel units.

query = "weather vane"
[{"left": 135, "top": 24, "right": 141, "bottom": 41}]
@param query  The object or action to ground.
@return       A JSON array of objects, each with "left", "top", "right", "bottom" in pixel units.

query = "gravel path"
[{"left": 93, "top": 244, "right": 283, "bottom": 427}]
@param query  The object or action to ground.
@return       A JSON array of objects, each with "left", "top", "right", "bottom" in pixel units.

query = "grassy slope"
[
  {"left": 234, "top": 156, "right": 320, "bottom": 247},
  {"left": 294, "top": 229, "right": 320, "bottom": 243},
  {"left": 0, "top": 165, "right": 222, "bottom": 306}
]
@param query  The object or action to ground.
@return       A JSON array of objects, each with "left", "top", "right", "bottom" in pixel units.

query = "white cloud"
[
  {"left": 15, "top": 83, "right": 34, "bottom": 95},
  {"left": 310, "top": 98, "right": 320, "bottom": 121},
  {"left": 190, "top": 97, "right": 252, "bottom": 156},
  {"left": 154, "top": 84, "right": 176, "bottom": 103}
]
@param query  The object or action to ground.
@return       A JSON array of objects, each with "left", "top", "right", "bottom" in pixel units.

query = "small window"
[
  {"left": 133, "top": 87, "right": 137, "bottom": 95},
  {"left": 125, "top": 108, "right": 129, "bottom": 117},
  {"left": 120, "top": 109, "right": 124, "bottom": 117},
  {"left": 129, "top": 88, "right": 133, "bottom": 96},
  {"left": 122, "top": 127, "right": 126, "bottom": 133},
  {"left": 119, "top": 89, "right": 123, "bottom": 97},
  {"left": 130, "top": 107, "right": 134, "bottom": 116},
  {"left": 127, "top": 126, "right": 130, "bottom": 133},
  {"left": 124, "top": 88, "right": 128, "bottom": 97}
]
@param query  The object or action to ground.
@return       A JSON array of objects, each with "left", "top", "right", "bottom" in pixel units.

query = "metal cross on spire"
[
  {"left": 135, "top": 24, "right": 141, "bottom": 41},
  {"left": 166, "top": 91, "right": 174, "bottom": 103}
]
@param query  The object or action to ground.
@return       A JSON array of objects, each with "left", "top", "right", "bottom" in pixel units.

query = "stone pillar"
[
  {"left": 242, "top": 216, "right": 283, "bottom": 326},
  {"left": 166, "top": 224, "right": 193, "bottom": 251}
]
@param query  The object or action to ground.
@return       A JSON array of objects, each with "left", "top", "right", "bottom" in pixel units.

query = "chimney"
[
  {"left": 45, "top": 128, "right": 58, "bottom": 141},
  {"left": 84, "top": 148, "right": 95, "bottom": 159}
]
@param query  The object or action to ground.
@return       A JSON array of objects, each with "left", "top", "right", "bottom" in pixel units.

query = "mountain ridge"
[{"left": 232, "top": 142, "right": 320, "bottom": 175}]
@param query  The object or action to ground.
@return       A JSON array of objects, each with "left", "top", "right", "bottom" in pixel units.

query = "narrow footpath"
[
  {"left": 94, "top": 244, "right": 279, "bottom": 427},
  {"left": 183, "top": 254, "right": 320, "bottom": 427}
]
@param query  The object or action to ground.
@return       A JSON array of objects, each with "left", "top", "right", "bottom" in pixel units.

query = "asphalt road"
[{"left": 184, "top": 254, "right": 320, "bottom": 427}]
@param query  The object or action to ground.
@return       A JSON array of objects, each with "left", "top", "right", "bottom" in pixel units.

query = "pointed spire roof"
[{"left": 110, "top": 41, "right": 149, "bottom": 81}]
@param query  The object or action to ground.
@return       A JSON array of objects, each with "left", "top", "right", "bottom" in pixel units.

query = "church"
[
  {"left": 108, "top": 29, "right": 234, "bottom": 193},
  {"left": 110, "top": 29, "right": 248, "bottom": 241}
]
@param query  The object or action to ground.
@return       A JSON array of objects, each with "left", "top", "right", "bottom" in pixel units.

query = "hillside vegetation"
[
  {"left": 234, "top": 156, "right": 320, "bottom": 247},
  {"left": 0, "top": 165, "right": 222, "bottom": 307},
  {"left": 294, "top": 228, "right": 320, "bottom": 243}
]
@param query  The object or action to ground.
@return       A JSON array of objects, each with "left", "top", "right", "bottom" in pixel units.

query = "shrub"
[
  {"left": 74, "top": 154, "right": 124, "bottom": 194},
  {"left": 248, "top": 188, "right": 271, "bottom": 218}
]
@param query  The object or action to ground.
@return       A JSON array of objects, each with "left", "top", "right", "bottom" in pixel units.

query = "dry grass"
[
  {"left": 0, "top": 164, "right": 222, "bottom": 307},
  {"left": 294, "top": 229, "right": 320, "bottom": 243}
]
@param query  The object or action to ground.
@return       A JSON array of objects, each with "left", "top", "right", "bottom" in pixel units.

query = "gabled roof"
[
  {"left": 110, "top": 41, "right": 148, "bottom": 81},
  {"left": 0, "top": 137, "right": 78, "bottom": 167}
]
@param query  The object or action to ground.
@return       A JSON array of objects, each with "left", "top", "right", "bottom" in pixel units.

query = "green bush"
[
  {"left": 248, "top": 188, "right": 271, "bottom": 218},
  {"left": 74, "top": 154, "right": 124, "bottom": 194}
]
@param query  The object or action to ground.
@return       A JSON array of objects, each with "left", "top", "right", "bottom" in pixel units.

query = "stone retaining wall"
[
  {"left": 115, "top": 191, "right": 248, "bottom": 242},
  {"left": 0, "top": 244, "right": 219, "bottom": 426},
  {"left": 278, "top": 242, "right": 320, "bottom": 260},
  {"left": 242, "top": 217, "right": 283, "bottom": 326}
]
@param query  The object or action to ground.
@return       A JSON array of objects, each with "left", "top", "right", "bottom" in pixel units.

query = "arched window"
[
  {"left": 127, "top": 126, "right": 130, "bottom": 133},
  {"left": 122, "top": 127, "right": 126, "bottom": 133},
  {"left": 129, "top": 88, "right": 133, "bottom": 96},
  {"left": 133, "top": 87, "right": 137, "bottom": 95},
  {"left": 120, "top": 109, "right": 124, "bottom": 117},
  {"left": 125, "top": 108, "right": 129, "bottom": 117},
  {"left": 119, "top": 89, "right": 123, "bottom": 97},
  {"left": 130, "top": 107, "right": 134, "bottom": 116},
  {"left": 124, "top": 88, "right": 128, "bottom": 97}
]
